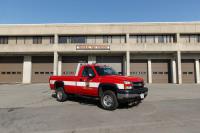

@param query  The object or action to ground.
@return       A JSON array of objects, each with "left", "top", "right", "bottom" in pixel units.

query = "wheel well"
[
  {"left": 98, "top": 84, "right": 118, "bottom": 97},
  {"left": 54, "top": 81, "right": 64, "bottom": 90}
]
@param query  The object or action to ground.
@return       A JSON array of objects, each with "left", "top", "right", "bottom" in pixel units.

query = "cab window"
[{"left": 82, "top": 67, "right": 95, "bottom": 77}]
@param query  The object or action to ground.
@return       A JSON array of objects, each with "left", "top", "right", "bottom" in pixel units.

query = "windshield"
[{"left": 95, "top": 66, "right": 118, "bottom": 76}]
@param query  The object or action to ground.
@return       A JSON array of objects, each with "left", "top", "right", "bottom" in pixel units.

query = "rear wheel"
[
  {"left": 56, "top": 87, "right": 67, "bottom": 102},
  {"left": 100, "top": 90, "right": 118, "bottom": 111}
]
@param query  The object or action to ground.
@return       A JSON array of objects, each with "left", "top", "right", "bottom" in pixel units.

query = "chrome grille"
[{"left": 132, "top": 82, "right": 143, "bottom": 89}]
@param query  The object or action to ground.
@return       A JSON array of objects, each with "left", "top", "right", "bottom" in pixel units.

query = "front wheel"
[
  {"left": 56, "top": 87, "right": 67, "bottom": 102},
  {"left": 100, "top": 90, "right": 118, "bottom": 111}
]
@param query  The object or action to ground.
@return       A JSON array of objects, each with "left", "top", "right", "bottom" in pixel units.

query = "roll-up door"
[
  {"left": 130, "top": 60, "right": 148, "bottom": 82},
  {"left": 62, "top": 56, "right": 88, "bottom": 76},
  {"left": 0, "top": 56, "right": 23, "bottom": 83},
  {"left": 152, "top": 60, "right": 171, "bottom": 83},
  {"left": 182, "top": 59, "right": 195, "bottom": 83},
  {"left": 32, "top": 56, "right": 53, "bottom": 83}
]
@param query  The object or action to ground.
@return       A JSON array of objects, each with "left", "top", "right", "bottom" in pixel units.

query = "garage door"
[
  {"left": 0, "top": 56, "right": 23, "bottom": 83},
  {"left": 62, "top": 56, "right": 88, "bottom": 76},
  {"left": 182, "top": 59, "right": 195, "bottom": 83},
  {"left": 32, "top": 56, "right": 53, "bottom": 83},
  {"left": 152, "top": 60, "right": 171, "bottom": 83},
  {"left": 96, "top": 56, "right": 123, "bottom": 75},
  {"left": 130, "top": 60, "right": 148, "bottom": 82}
]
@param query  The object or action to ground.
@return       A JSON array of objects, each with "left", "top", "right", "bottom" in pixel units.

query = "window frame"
[
  {"left": 33, "top": 36, "right": 42, "bottom": 44},
  {"left": 0, "top": 36, "right": 8, "bottom": 44},
  {"left": 82, "top": 67, "right": 96, "bottom": 77}
]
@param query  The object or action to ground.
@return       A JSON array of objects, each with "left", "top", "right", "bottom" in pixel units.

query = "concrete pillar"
[
  {"left": 126, "top": 33, "right": 130, "bottom": 43},
  {"left": 123, "top": 55, "right": 127, "bottom": 75},
  {"left": 177, "top": 51, "right": 182, "bottom": 84},
  {"left": 155, "top": 36, "right": 158, "bottom": 43},
  {"left": 195, "top": 59, "right": 200, "bottom": 84},
  {"left": 22, "top": 56, "right": 32, "bottom": 84},
  {"left": 147, "top": 59, "right": 152, "bottom": 83},
  {"left": 54, "top": 34, "right": 58, "bottom": 44},
  {"left": 126, "top": 51, "right": 130, "bottom": 76},
  {"left": 88, "top": 55, "right": 96, "bottom": 64},
  {"left": 53, "top": 51, "right": 58, "bottom": 75},
  {"left": 58, "top": 56, "right": 62, "bottom": 76},
  {"left": 171, "top": 59, "right": 177, "bottom": 84},
  {"left": 176, "top": 33, "right": 180, "bottom": 43}
]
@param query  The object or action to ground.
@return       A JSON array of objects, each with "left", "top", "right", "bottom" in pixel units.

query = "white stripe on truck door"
[
  {"left": 50, "top": 80, "right": 124, "bottom": 89},
  {"left": 64, "top": 81, "right": 76, "bottom": 86}
]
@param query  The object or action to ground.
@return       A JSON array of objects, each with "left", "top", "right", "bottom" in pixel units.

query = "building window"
[
  {"left": 180, "top": 34, "right": 200, "bottom": 43},
  {"left": 70, "top": 36, "right": 86, "bottom": 43},
  {"left": 103, "top": 36, "right": 108, "bottom": 43},
  {"left": 16, "top": 36, "right": 26, "bottom": 44},
  {"left": 136, "top": 35, "right": 146, "bottom": 43},
  {"left": 162, "top": 35, "right": 174, "bottom": 43},
  {"left": 50, "top": 36, "right": 54, "bottom": 44},
  {"left": 58, "top": 36, "right": 86, "bottom": 44},
  {"left": 136, "top": 36, "right": 141, "bottom": 43},
  {"left": 146, "top": 36, "right": 155, "bottom": 43},
  {"left": 188, "top": 35, "right": 191, "bottom": 43},
  {"left": 58, "top": 35, "right": 125, "bottom": 44},
  {"left": 131, "top": 34, "right": 175, "bottom": 44},
  {"left": 120, "top": 36, "right": 126, "bottom": 43},
  {"left": 0, "top": 37, "right": 8, "bottom": 44},
  {"left": 59, "top": 36, "right": 68, "bottom": 43},
  {"left": 33, "top": 36, "right": 42, "bottom": 44},
  {"left": 183, "top": 35, "right": 191, "bottom": 43},
  {"left": 198, "top": 36, "right": 200, "bottom": 43},
  {"left": 103, "top": 36, "right": 110, "bottom": 43},
  {"left": 158, "top": 36, "right": 164, "bottom": 43}
]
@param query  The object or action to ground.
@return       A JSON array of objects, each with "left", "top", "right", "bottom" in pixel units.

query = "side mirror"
[
  {"left": 118, "top": 72, "right": 122, "bottom": 75},
  {"left": 88, "top": 73, "right": 95, "bottom": 78}
]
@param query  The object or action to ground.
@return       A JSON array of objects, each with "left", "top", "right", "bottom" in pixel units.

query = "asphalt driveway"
[{"left": 0, "top": 84, "right": 200, "bottom": 133}]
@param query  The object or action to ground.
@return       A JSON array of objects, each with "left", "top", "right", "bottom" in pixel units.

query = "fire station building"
[{"left": 0, "top": 22, "right": 200, "bottom": 84}]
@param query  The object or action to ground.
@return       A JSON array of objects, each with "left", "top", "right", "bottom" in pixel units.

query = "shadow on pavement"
[{"left": 52, "top": 94, "right": 140, "bottom": 110}]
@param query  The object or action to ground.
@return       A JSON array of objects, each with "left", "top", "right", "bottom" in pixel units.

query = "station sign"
[{"left": 76, "top": 45, "right": 110, "bottom": 50}]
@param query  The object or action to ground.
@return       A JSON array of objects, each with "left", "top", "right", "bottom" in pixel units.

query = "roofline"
[{"left": 1, "top": 21, "right": 200, "bottom": 26}]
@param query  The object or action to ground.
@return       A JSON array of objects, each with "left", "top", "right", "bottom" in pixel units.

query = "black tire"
[
  {"left": 100, "top": 90, "right": 118, "bottom": 111},
  {"left": 56, "top": 87, "right": 67, "bottom": 102}
]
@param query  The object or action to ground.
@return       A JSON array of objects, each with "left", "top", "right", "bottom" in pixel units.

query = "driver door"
[{"left": 79, "top": 66, "right": 98, "bottom": 96}]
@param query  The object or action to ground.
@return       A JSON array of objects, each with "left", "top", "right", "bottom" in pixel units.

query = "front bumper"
[{"left": 117, "top": 87, "right": 148, "bottom": 100}]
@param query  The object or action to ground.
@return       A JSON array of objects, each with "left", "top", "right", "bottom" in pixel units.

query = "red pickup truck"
[{"left": 49, "top": 63, "right": 148, "bottom": 110}]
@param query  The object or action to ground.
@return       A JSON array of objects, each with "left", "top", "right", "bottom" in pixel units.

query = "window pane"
[
  {"left": 198, "top": 36, "right": 200, "bottom": 43},
  {"left": 103, "top": 36, "right": 108, "bottom": 43},
  {"left": 87, "top": 36, "right": 96, "bottom": 44},
  {"left": 59, "top": 36, "right": 68, "bottom": 43},
  {"left": 71, "top": 36, "right": 86, "bottom": 43},
  {"left": 33, "top": 36, "right": 42, "bottom": 44},
  {"left": 158, "top": 36, "right": 164, "bottom": 43},
  {"left": 50, "top": 36, "right": 54, "bottom": 44},
  {"left": 0, "top": 37, "right": 8, "bottom": 44},
  {"left": 82, "top": 68, "right": 88, "bottom": 77}
]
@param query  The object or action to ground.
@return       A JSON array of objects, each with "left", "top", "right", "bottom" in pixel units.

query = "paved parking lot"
[{"left": 0, "top": 84, "right": 200, "bottom": 133}]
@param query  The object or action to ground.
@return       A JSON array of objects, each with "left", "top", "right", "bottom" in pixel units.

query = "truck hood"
[{"left": 102, "top": 75, "right": 144, "bottom": 83}]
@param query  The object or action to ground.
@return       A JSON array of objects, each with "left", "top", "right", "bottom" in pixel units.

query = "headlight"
[
  {"left": 125, "top": 86, "right": 132, "bottom": 89},
  {"left": 124, "top": 81, "right": 133, "bottom": 89},
  {"left": 124, "top": 81, "right": 132, "bottom": 85}
]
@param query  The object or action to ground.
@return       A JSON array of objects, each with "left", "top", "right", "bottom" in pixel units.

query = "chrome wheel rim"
[
  {"left": 57, "top": 91, "right": 62, "bottom": 100},
  {"left": 103, "top": 95, "right": 113, "bottom": 107}
]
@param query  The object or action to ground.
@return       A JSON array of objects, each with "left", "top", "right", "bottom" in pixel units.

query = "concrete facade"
[{"left": 0, "top": 22, "right": 200, "bottom": 84}]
